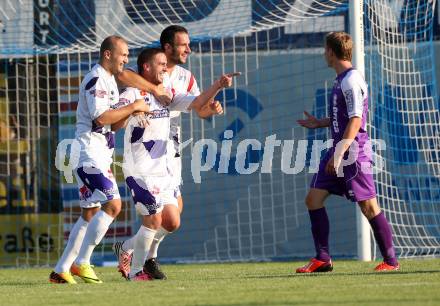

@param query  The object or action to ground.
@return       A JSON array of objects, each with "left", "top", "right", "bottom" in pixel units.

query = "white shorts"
[
  {"left": 125, "top": 175, "right": 178, "bottom": 216},
  {"left": 169, "top": 155, "right": 182, "bottom": 186},
  {"left": 74, "top": 166, "right": 120, "bottom": 208}
]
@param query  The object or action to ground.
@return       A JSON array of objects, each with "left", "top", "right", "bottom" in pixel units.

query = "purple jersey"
[
  {"left": 311, "top": 68, "right": 376, "bottom": 202},
  {"left": 330, "top": 68, "right": 370, "bottom": 159}
]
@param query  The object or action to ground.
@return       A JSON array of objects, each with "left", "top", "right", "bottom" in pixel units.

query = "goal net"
[{"left": 0, "top": 0, "right": 438, "bottom": 266}]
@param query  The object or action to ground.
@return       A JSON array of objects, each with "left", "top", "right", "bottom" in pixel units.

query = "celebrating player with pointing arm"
[
  {"left": 114, "top": 25, "right": 230, "bottom": 279},
  {"left": 116, "top": 48, "right": 238, "bottom": 281}
]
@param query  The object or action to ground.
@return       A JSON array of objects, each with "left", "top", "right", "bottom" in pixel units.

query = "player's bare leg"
[
  {"left": 358, "top": 197, "right": 399, "bottom": 271},
  {"left": 297, "top": 188, "right": 333, "bottom": 273}
]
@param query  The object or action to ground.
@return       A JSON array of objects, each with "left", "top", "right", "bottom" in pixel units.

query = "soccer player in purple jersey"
[{"left": 297, "top": 32, "right": 399, "bottom": 273}]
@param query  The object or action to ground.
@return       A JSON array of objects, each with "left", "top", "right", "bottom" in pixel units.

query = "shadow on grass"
[{"left": 241, "top": 269, "right": 440, "bottom": 280}]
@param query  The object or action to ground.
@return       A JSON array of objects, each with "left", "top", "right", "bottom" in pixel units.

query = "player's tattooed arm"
[
  {"left": 297, "top": 111, "right": 330, "bottom": 129},
  {"left": 116, "top": 69, "right": 172, "bottom": 106}
]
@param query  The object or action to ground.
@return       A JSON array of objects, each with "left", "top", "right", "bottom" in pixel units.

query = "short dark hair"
[
  {"left": 100, "top": 35, "right": 126, "bottom": 58},
  {"left": 160, "top": 25, "right": 189, "bottom": 50},
  {"left": 325, "top": 32, "right": 352, "bottom": 61},
  {"left": 137, "top": 48, "right": 164, "bottom": 74}
]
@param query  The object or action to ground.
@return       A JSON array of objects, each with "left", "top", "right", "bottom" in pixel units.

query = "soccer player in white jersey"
[
  {"left": 115, "top": 25, "right": 223, "bottom": 279},
  {"left": 118, "top": 48, "right": 235, "bottom": 281},
  {"left": 49, "top": 36, "right": 149, "bottom": 284}
]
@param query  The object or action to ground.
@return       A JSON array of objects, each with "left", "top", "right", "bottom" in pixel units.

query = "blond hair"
[{"left": 325, "top": 32, "right": 352, "bottom": 62}]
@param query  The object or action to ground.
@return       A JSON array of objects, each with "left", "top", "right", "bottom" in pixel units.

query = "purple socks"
[
  {"left": 309, "top": 207, "right": 331, "bottom": 262},
  {"left": 369, "top": 211, "right": 398, "bottom": 266}
]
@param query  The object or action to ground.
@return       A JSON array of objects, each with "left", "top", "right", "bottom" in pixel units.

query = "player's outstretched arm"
[
  {"left": 96, "top": 99, "right": 149, "bottom": 127},
  {"left": 116, "top": 69, "right": 172, "bottom": 105},
  {"left": 297, "top": 111, "right": 330, "bottom": 129},
  {"left": 189, "top": 72, "right": 240, "bottom": 113}
]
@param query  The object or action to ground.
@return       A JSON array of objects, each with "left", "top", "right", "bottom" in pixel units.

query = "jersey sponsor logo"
[
  {"left": 89, "top": 89, "right": 107, "bottom": 98},
  {"left": 148, "top": 108, "right": 169, "bottom": 119},
  {"left": 112, "top": 98, "right": 130, "bottom": 109},
  {"left": 332, "top": 94, "right": 340, "bottom": 133}
]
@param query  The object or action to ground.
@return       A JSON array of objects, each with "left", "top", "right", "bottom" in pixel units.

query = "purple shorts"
[{"left": 310, "top": 151, "right": 376, "bottom": 202}]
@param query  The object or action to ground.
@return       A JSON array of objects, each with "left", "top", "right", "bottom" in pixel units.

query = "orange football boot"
[{"left": 296, "top": 258, "right": 333, "bottom": 273}]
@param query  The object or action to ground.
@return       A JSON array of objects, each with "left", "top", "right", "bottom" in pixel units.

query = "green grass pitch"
[{"left": 1, "top": 259, "right": 439, "bottom": 306}]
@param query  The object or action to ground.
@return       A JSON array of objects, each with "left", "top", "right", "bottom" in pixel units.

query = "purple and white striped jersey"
[
  {"left": 75, "top": 64, "right": 119, "bottom": 169},
  {"left": 120, "top": 87, "right": 195, "bottom": 177}
]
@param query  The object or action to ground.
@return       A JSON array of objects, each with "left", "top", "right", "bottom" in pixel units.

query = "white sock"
[
  {"left": 129, "top": 226, "right": 156, "bottom": 278},
  {"left": 147, "top": 227, "right": 170, "bottom": 259},
  {"left": 122, "top": 236, "right": 136, "bottom": 254},
  {"left": 54, "top": 217, "right": 88, "bottom": 273},
  {"left": 75, "top": 210, "right": 114, "bottom": 265}
]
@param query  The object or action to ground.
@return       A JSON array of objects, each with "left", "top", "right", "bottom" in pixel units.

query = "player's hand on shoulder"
[
  {"left": 297, "top": 111, "right": 320, "bottom": 129},
  {"left": 153, "top": 84, "right": 172, "bottom": 106},
  {"left": 209, "top": 100, "right": 223, "bottom": 115}
]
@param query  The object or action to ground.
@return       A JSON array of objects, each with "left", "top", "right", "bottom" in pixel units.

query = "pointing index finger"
[{"left": 226, "top": 72, "right": 242, "bottom": 77}]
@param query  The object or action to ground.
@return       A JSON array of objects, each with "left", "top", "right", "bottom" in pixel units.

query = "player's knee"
[
  {"left": 103, "top": 201, "right": 121, "bottom": 218},
  {"left": 162, "top": 217, "right": 180, "bottom": 232},
  {"left": 81, "top": 206, "right": 100, "bottom": 221},
  {"left": 305, "top": 193, "right": 319, "bottom": 210},
  {"left": 358, "top": 198, "right": 380, "bottom": 220},
  {"left": 143, "top": 213, "right": 162, "bottom": 230}
]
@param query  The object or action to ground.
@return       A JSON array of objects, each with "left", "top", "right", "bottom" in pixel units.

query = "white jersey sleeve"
[
  {"left": 86, "top": 76, "right": 113, "bottom": 120},
  {"left": 341, "top": 70, "right": 368, "bottom": 118},
  {"left": 169, "top": 94, "right": 195, "bottom": 112}
]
